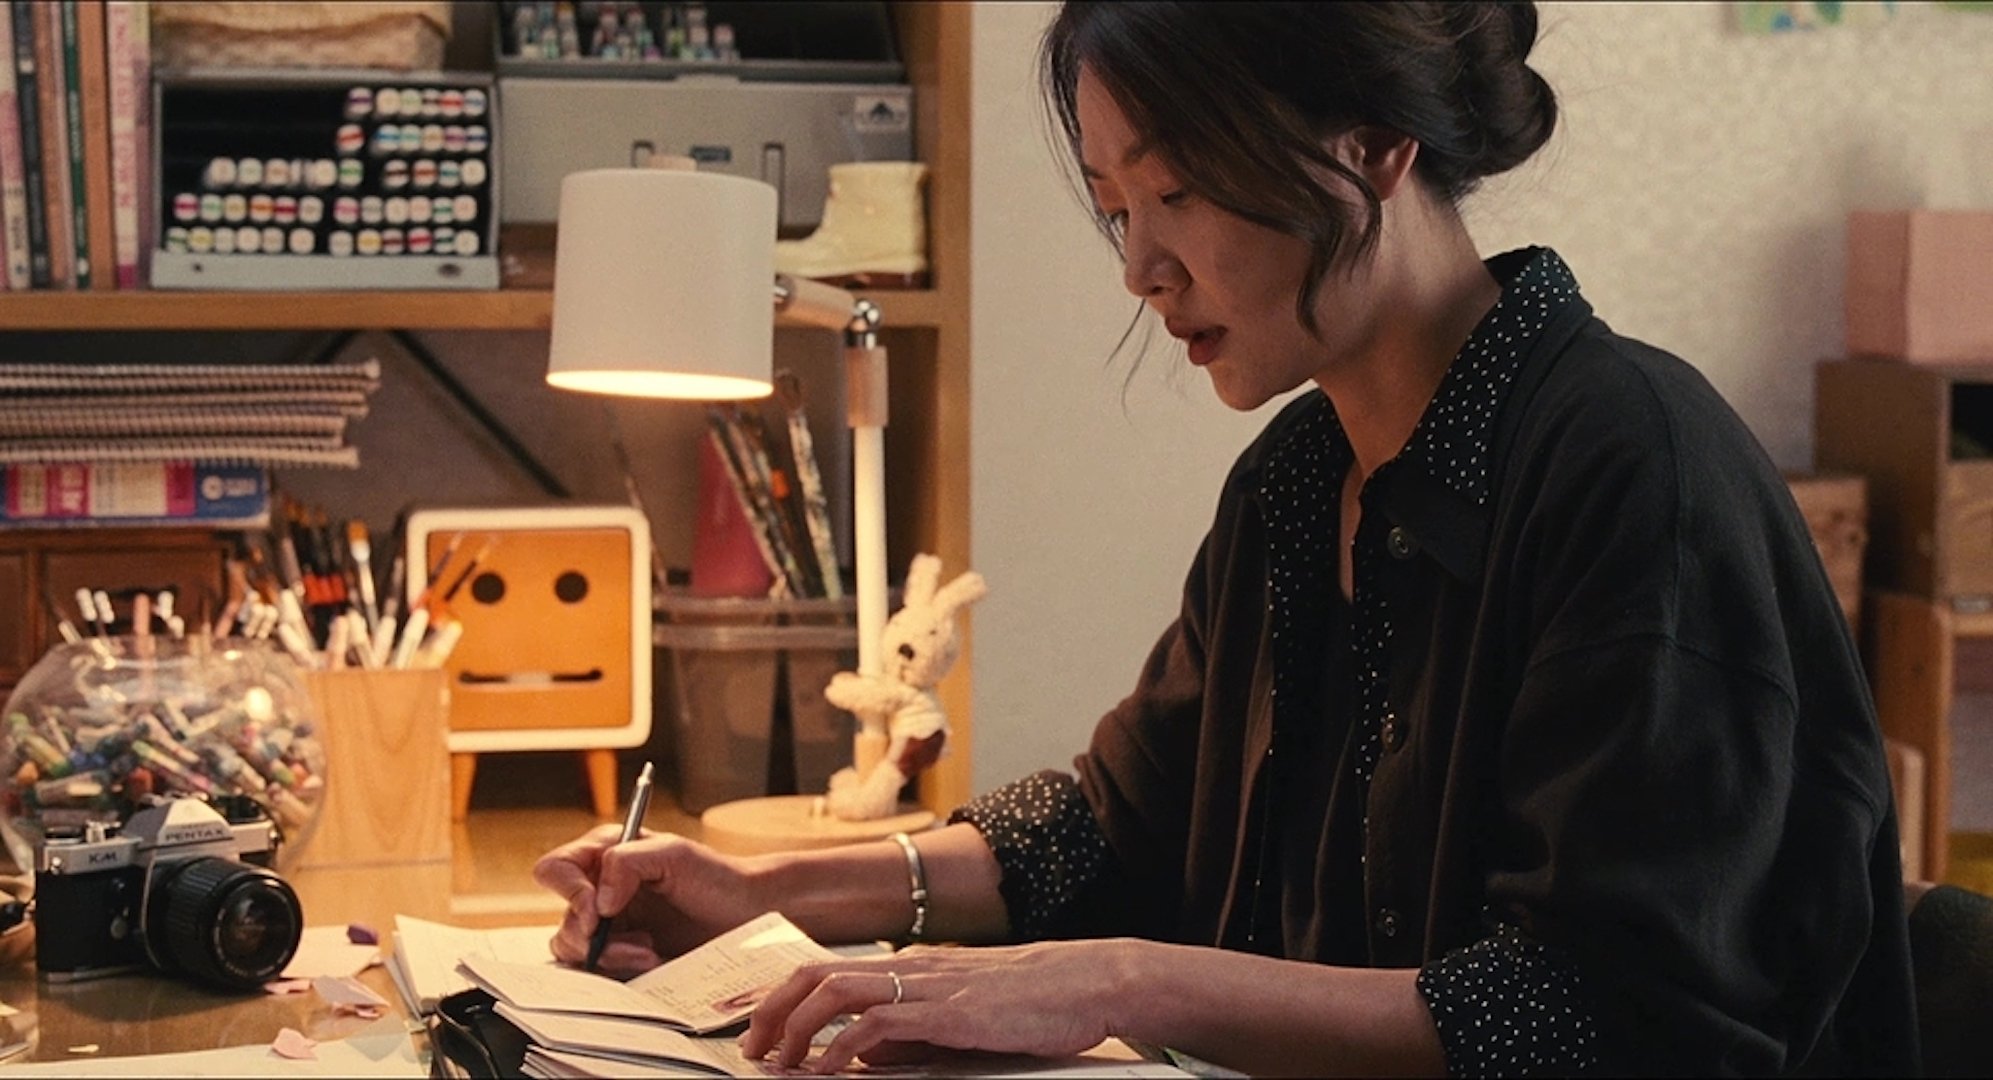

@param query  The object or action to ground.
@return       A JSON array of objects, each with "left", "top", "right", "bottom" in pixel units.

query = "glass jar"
[{"left": 0, "top": 637, "right": 326, "bottom": 872}]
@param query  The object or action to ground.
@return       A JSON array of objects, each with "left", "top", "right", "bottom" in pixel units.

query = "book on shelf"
[
  {"left": 0, "top": 460, "right": 270, "bottom": 528},
  {"left": 104, "top": 0, "right": 144, "bottom": 288},
  {"left": 57, "top": 0, "right": 88, "bottom": 288},
  {"left": 0, "top": 11, "right": 24, "bottom": 290},
  {"left": 703, "top": 398, "right": 844, "bottom": 600},
  {"left": 7, "top": 2, "right": 47, "bottom": 288},
  {"left": 31, "top": 0, "right": 70, "bottom": 289},
  {"left": 776, "top": 370, "right": 843, "bottom": 600},
  {"left": 70, "top": 0, "right": 113, "bottom": 290}
]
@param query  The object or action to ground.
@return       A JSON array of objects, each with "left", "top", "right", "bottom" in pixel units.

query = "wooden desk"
[
  {"left": 0, "top": 855, "right": 552, "bottom": 1066},
  {"left": 0, "top": 777, "right": 710, "bottom": 1066},
  {"left": 0, "top": 865, "right": 407, "bottom": 1066}
]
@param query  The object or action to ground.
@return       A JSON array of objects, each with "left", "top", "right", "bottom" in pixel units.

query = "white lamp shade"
[{"left": 547, "top": 168, "right": 779, "bottom": 400}]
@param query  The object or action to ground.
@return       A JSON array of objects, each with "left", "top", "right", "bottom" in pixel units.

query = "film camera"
[{"left": 33, "top": 797, "right": 304, "bottom": 990}]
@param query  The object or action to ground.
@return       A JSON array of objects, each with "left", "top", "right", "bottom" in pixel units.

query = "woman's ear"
[{"left": 1340, "top": 126, "right": 1421, "bottom": 202}]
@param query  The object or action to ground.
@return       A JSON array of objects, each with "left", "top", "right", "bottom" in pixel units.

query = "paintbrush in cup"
[{"left": 348, "top": 519, "right": 380, "bottom": 633}]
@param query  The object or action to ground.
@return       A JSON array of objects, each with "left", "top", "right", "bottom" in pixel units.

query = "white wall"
[{"left": 967, "top": 1, "right": 1993, "bottom": 793}]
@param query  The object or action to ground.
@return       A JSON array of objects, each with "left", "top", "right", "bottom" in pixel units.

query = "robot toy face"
[
  {"left": 435, "top": 527, "right": 634, "bottom": 734},
  {"left": 406, "top": 507, "right": 652, "bottom": 753}
]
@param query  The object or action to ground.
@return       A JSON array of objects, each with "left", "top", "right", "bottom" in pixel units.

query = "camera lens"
[{"left": 147, "top": 857, "right": 303, "bottom": 990}]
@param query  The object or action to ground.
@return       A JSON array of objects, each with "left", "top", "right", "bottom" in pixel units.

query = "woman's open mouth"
[{"left": 1187, "top": 327, "right": 1226, "bottom": 367}]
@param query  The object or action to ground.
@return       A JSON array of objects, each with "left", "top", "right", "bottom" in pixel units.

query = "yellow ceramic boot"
[{"left": 774, "top": 161, "right": 929, "bottom": 288}]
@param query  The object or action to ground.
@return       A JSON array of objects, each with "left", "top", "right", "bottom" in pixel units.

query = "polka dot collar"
[{"left": 1394, "top": 247, "right": 1582, "bottom": 506}]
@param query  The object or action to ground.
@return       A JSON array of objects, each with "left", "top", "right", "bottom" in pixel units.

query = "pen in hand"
[{"left": 585, "top": 761, "right": 655, "bottom": 974}]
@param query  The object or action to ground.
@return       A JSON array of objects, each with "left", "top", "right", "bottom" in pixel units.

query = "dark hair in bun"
[{"left": 1042, "top": 1, "right": 1558, "bottom": 332}]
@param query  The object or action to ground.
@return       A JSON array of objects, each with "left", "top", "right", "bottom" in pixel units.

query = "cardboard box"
[
  {"left": 1784, "top": 471, "right": 1867, "bottom": 627},
  {"left": 1847, "top": 210, "right": 1993, "bottom": 363},
  {"left": 1815, "top": 358, "right": 1993, "bottom": 606}
]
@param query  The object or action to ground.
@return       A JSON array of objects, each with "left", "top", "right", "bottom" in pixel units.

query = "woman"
[{"left": 534, "top": 3, "right": 1917, "bottom": 1074}]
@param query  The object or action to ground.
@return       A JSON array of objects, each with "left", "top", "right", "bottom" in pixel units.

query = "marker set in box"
[{"left": 151, "top": 70, "right": 500, "bottom": 290}]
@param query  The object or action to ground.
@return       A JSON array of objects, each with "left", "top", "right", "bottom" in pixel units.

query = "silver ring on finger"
[{"left": 889, "top": 970, "right": 904, "bottom": 1005}]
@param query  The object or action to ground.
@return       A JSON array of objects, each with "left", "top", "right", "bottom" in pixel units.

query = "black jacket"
[{"left": 1074, "top": 292, "right": 1920, "bottom": 1075}]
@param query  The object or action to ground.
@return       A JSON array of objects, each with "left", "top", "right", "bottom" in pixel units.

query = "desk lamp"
[{"left": 545, "top": 158, "right": 933, "bottom": 849}]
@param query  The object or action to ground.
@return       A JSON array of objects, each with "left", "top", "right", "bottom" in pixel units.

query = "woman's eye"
[{"left": 1160, "top": 190, "right": 1189, "bottom": 206}]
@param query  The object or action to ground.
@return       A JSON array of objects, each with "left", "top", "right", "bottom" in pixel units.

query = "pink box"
[{"left": 1847, "top": 210, "right": 1993, "bottom": 363}]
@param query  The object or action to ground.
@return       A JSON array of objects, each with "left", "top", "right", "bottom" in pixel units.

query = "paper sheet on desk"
[
  {"left": 0, "top": 1017, "right": 423, "bottom": 1077},
  {"left": 281, "top": 925, "right": 383, "bottom": 980},
  {"left": 461, "top": 912, "right": 838, "bottom": 1035}
]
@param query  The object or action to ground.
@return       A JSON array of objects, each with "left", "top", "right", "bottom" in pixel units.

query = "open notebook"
[
  {"left": 459, "top": 912, "right": 838, "bottom": 1036},
  {"left": 458, "top": 912, "right": 1194, "bottom": 1079},
  {"left": 388, "top": 914, "right": 560, "bottom": 1016}
]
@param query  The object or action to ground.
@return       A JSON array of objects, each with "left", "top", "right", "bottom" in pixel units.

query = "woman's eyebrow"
[{"left": 1081, "top": 139, "right": 1156, "bottom": 181}]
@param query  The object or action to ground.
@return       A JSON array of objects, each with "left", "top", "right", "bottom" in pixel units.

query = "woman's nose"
[{"left": 1121, "top": 217, "right": 1186, "bottom": 299}]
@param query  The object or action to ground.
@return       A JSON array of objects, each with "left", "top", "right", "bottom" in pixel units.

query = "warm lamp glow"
[
  {"left": 546, "top": 369, "right": 774, "bottom": 400},
  {"left": 546, "top": 167, "right": 778, "bottom": 398}
]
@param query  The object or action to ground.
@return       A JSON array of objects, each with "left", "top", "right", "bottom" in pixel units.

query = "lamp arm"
[
  {"left": 775, "top": 274, "right": 864, "bottom": 333},
  {"left": 774, "top": 275, "right": 891, "bottom": 694}
]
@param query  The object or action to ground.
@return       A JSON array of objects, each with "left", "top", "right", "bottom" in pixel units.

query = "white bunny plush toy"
[{"left": 821, "top": 554, "right": 987, "bottom": 821}]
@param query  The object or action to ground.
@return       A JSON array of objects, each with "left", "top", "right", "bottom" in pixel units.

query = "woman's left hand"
[{"left": 738, "top": 938, "right": 1143, "bottom": 1073}]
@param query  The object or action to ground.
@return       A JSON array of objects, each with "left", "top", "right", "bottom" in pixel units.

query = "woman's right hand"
[{"left": 532, "top": 825, "right": 767, "bottom": 976}]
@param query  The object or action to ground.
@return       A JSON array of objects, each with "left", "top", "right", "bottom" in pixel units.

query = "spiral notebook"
[{"left": 0, "top": 358, "right": 380, "bottom": 469}]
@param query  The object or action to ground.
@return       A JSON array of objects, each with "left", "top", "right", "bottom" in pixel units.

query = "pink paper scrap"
[
  {"left": 271, "top": 1027, "right": 318, "bottom": 1061},
  {"left": 312, "top": 974, "right": 390, "bottom": 1011}
]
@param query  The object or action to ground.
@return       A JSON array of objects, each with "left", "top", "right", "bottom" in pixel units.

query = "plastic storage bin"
[{"left": 653, "top": 592, "right": 856, "bottom": 814}]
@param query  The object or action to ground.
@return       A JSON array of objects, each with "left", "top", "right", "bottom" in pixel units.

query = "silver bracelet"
[{"left": 889, "top": 830, "right": 929, "bottom": 942}]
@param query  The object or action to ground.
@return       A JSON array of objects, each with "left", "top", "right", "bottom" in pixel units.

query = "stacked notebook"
[
  {"left": 444, "top": 912, "right": 1190, "bottom": 1080},
  {"left": 0, "top": 358, "right": 380, "bottom": 528}
]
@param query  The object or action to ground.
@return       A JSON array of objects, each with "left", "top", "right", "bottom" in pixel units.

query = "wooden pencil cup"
[{"left": 298, "top": 668, "right": 451, "bottom": 868}]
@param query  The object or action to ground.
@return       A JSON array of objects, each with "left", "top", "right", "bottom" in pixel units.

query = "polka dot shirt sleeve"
[
  {"left": 947, "top": 769, "right": 1117, "bottom": 940},
  {"left": 1415, "top": 923, "right": 1603, "bottom": 1077}
]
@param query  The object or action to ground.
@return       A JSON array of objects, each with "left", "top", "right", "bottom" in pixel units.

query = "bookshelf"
[
  {"left": 0, "top": 3, "right": 977, "bottom": 816},
  {"left": 0, "top": 286, "right": 947, "bottom": 331}
]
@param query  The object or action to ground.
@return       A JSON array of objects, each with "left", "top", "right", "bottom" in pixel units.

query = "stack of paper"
[
  {"left": 463, "top": 912, "right": 1193, "bottom": 1079},
  {"left": 386, "top": 914, "right": 559, "bottom": 1017},
  {"left": 0, "top": 359, "right": 381, "bottom": 468}
]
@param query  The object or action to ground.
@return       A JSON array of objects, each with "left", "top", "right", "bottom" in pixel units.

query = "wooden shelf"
[
  {"left": 0, "top": 286, "right": 945, "bottom": 332},
  {"left": 1952, "top": 605, "right": 1993, "bottom": 639}
]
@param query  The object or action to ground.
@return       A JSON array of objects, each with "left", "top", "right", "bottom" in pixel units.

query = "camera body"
[{"left": 34, "top": 797, "right": 302, "bottom": 989}]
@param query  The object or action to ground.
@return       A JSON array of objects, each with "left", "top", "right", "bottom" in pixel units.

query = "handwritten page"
[
  {"left": 628, "top": 912, "right": 840, "bottom": 1033},
  {"left": 460, "top": 912, "right": 838, "bottom": 1035},
  {"left": 389, "top": 915, "right": 558, "bottom": 1015},
  {"left": 459, "top": 955, "right": 680, "bottom": 1025}
]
